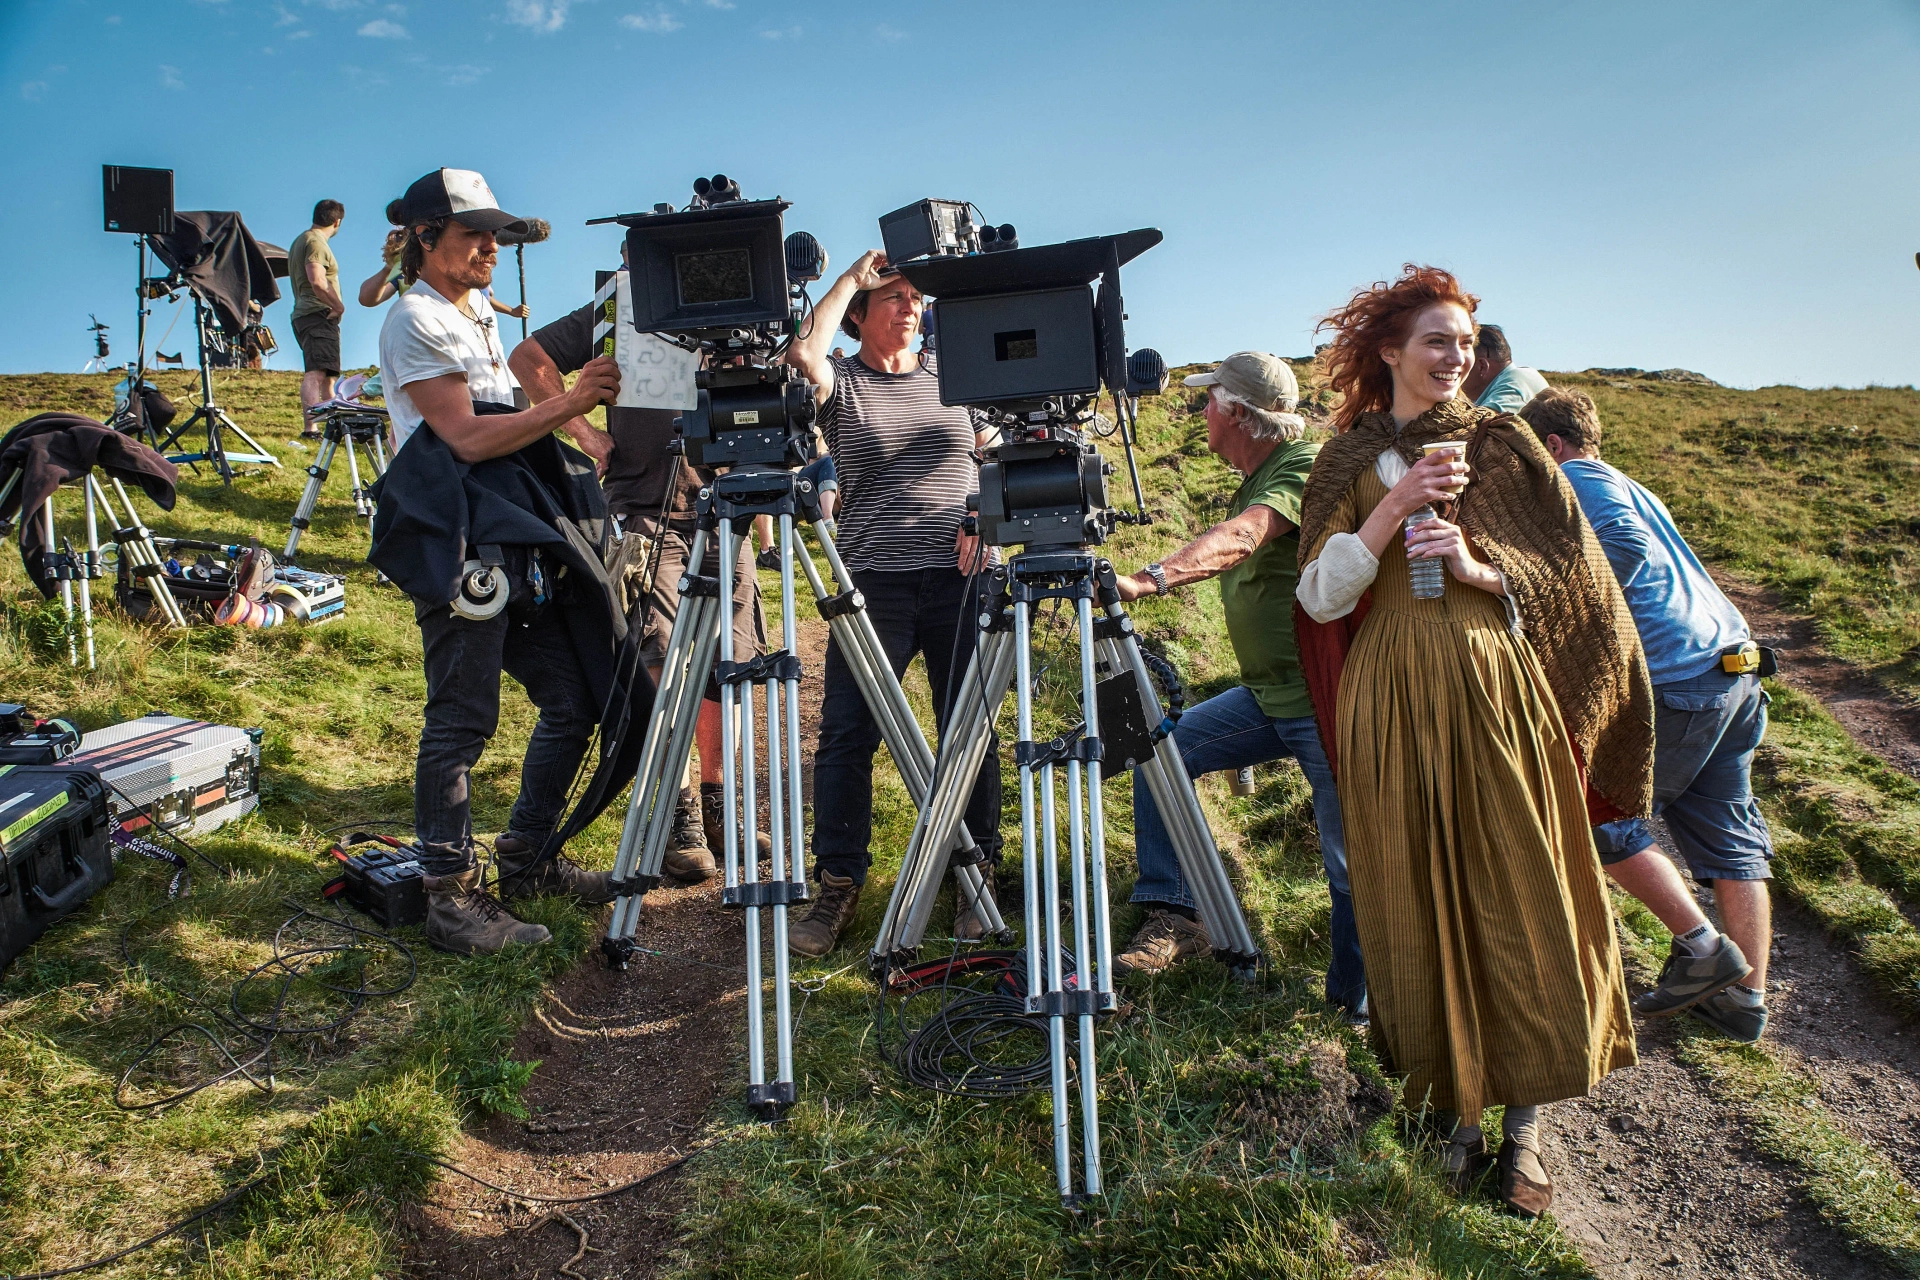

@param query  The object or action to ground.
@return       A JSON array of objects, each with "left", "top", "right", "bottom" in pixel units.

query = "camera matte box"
[
  {"left": 0, "top": 766, "right": 114, "bottom": 975},
  {"left": 933, "top": 286, "right": 1100, "bottom": 406},
  {"left": 70, "top": 716, "right": 261, "bottom": 838},
  {"left": 622, "top": 198, "right": 790, "bottom": 333}
]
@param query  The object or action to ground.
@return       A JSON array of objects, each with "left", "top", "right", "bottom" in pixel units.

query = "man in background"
[
  {"left": 288, "top": 199, "right": 347, "bottom": 430},
  {"left": 1461, "top": 323, "right": 1547, "bottom": 413},
  {"left": 1524, "top": 387, "right": 1772, "bottom": 1043}
]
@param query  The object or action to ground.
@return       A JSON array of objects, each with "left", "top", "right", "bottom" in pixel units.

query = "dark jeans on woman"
[
  {"left": 413, "top": 596, "right": 599, "bottom": 876},
  {"left": 811, "top": 566, "right": 1001, "bottom": 884}
]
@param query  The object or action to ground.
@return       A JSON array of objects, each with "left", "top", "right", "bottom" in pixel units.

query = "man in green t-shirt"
[
  {"left": 1108, "top": 352, "right": 1364, "bottom": 1017},
  {"left": 287, "top": 199, "right": 347, "bottom": 424}
]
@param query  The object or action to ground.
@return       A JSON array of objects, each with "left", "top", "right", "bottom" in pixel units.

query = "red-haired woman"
[{"left": 1293, "top": 265, "right": 1653, "bottom": 1216}]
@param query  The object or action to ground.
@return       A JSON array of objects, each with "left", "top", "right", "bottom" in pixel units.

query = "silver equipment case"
[{"left": 69, "top": 715, "right": 263, "bottom": 837}]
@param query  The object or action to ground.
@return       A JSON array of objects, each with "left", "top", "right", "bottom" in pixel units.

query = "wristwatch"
[{"left": 1143, "top": 562, "right": 1168, "bottom": 595}]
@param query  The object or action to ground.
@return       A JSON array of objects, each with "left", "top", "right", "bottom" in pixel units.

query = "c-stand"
[{"left": 153, "top": 290, "right": 281, "bottom": 485}]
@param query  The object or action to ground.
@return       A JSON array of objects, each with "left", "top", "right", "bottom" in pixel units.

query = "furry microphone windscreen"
[{"left": 499, "top": 218, "right": 551, "bottom": 247}]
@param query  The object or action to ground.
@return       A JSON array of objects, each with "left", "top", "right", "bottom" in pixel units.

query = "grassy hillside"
[{"left": 0, "top": 363, "right": 1912, "bottom": 1278}]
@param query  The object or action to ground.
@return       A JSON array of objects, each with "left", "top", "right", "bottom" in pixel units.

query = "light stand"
[{"left": 153, "top": 290, "right": 281, "bottom": 484}]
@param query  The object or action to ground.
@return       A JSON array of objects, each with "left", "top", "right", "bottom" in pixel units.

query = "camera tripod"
[
  {"left": 874, "top": 550, "right": 1262, "bottom": 1206},
  {"left": 154, "top": 292, "right": 280, "bottom": 484},
  {"left": 600, "top": 464, "right": 1008, "bottom": 1121},
  {"left": 283, "top": 406, "right": 390, "bottom": 559}
]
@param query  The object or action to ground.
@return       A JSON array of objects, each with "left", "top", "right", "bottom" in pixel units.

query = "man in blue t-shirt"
[
  {"left": 1462, "top": 324, "right": 1548, "bottom": 414},
  {"left": 1524, "top": 387, "right": 1773, "bottom": 1043}
]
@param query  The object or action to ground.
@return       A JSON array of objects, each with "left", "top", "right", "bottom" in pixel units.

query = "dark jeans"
[
  {"left": 413, "top": 597, "right": 599, "bottom": 876},
  {"left": 811, "top": 566, "right": 1001, "bottom": 885},
  {"left": 1132, "top": 684, "right": 1367, "bottom": 1016}
]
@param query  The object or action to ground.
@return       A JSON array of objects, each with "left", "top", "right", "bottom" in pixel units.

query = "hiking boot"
[
  {"left": 424, "top": 868, "right": 551, "bottom": 955},
  {"left": 1496, "top": 1138, "right": 1553, "bottom": 1218},
  {"left": 1112, "top": 908, "right": 1212, "bottom": 978},
  {"left": 789, "top": 871, "right": 862, "bottom": 958},
  {"left": 953, "top": 871, "right": 998, "bottom": 942},
  {"left": 700, "top": 782, "right": 771, "bottom": 864},
  {"left": 1692, "top": 987, "right": 1769, "bottom": 1043},
  {"left": 1633, "top": 935, "right": 1752, "bottom": 1018},
  {"left": 493, "top": 834, "right": 617, "bottom": 906},
  {"left": 663, "top": 787, "right": 716, "bottom": 884}
]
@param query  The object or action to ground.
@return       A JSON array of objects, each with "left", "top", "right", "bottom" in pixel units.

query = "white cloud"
[
  {"left": 273, "top": 2, "right": 300, "bottom": 24},
  {"left": 874, "top": 23, "right": 906, "bottom": 40},
  {"left": 758, "top": 24, "right": 800, "bottom": 39},
  {"left": 702, "top": 0, "right": 734, "bottom": 8},
  {"left": 340, "top": 63, "right": 388, "bottom": 88},
  {"left": 306, "top": 0, "right": 364, "bottom": 10},
  {"left": 105, "top": 13, "right": 121, "bottom": 23},
  {"left": 506, "top": 0, "right": 569, "bottom": 30},
  {"left": 358, "top": 17, "right": 407, "bottom": 36},
  {"left": 443, "top": 63, "right": 490, "bottom": 85},
  {"left": 46, "top": 64, "right": 66, "bottom": 73},
  {"left": 288, "top": 27, "right": 312, "bottom": 38},
  {"left": 20, "top": 81, "right": 48, "bottom": 102},
  {"left": 620, "top": 7, "right": 682, "bottom": 32},
  {"left": 159, "top": 64, "right": 184, "bottom": 89},
  {"left": 386, "top": 2, "right": 406, "bottom": 11}
]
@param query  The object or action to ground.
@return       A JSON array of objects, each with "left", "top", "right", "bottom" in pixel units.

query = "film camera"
[
  {"left": 591, "top": 175, "right": 823, "bottom": 474},
  {"left": 889, "top": 207, "right": 1164, "bottom": 549}
]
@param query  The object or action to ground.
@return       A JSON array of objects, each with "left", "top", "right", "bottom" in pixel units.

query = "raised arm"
[
  {"left": 406, "top": 355, "right": 619, "bottom": 465},
  {"left": 357, "top": 265, "right": 397, "bottom": 308},
  {"left": 785, "top": 249, "right": 888, "bottom": 405},
  {"left": 508, "top": 338, "right": 615, "bottom": 475}
]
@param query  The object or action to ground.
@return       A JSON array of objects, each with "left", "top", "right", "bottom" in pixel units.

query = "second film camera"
[
  {"left": 593, "top": 175, "right": 824, "bottom": 473},
  {"left": 889, "top": 208, "right": 1163, "bottom": 549}
]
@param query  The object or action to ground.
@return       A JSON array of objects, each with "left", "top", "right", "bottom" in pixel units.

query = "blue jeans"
[{"left": 1131, "top": 684, "right": 1366, "bottom": 1015}]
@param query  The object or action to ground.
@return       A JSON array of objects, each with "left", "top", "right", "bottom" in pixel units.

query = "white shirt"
[{"left": 377, "top": 279, "right": 519, "bottom": 449}]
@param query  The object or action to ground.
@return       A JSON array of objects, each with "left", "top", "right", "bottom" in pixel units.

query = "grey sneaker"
[
  {"left": 663, "top": 786, "right": 716, "bottom": 884},
  {"left": 1692, "top": 988, "right": 1769, "bottom": 1043},
  {"left": 1112, "top": 909, "right": 1212, "bottom": 978},
  {"left": 1633, "top": 935, "right": 1752, "bottom": 1017},
  {"left": 493, "top": 834, "right": 617, "bottom": 906},
  {"left": 424, "top": 868, "right": 552, "bottom": 955}
]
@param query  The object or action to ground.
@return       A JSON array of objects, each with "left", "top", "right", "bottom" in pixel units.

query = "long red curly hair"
[{"left": 1316, "top": 265, "right": 1479, "bottom": 432}]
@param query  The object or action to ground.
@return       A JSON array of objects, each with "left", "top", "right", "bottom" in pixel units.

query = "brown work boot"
[
  {"left": 423, "top": 868, "right": 552, "bottom": 955},
  {"left": 664, "top": 787, "right": 716, "bottom": 884},
  {"left": 788, "top": 871, "right": 862, "bottom": 958},
  {"left": 700, "top": 782, "right": 772, "bottom": 864},
  {"left": 1112, "top": 908, "right": 1212, "bottom": 977},
  {"left": 493, "top": 834, "right": 617, "bottom": 905},
  {"left": 953, "top": 869, "right": 998, "bottom": 942}
]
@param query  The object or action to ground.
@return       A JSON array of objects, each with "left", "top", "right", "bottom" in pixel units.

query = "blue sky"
[{"left": 3, "top": 0, "right": 1917, "bottom": 389}]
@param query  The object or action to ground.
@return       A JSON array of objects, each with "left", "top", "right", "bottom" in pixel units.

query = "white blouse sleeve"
[{"left": 1296, "top": 532, "right": 1379, "bottom": 622}]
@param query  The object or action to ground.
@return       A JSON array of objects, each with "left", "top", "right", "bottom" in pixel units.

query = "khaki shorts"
[{"left": 608, "top": 518, "right": 766, "bottom": 676}]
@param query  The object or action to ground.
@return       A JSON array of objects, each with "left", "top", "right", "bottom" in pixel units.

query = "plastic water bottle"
[{"left": 1406, "top": 505, "right": 1446, "bottom": 599}]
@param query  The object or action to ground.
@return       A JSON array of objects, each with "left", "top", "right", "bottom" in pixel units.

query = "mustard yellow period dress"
[{"left": 1307, "top": 463, "right": 1637, "bottom": 1121}]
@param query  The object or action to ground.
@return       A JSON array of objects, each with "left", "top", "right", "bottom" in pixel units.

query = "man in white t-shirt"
[{"left": 378, "top": 168, "right": 620, "bottom": 956}]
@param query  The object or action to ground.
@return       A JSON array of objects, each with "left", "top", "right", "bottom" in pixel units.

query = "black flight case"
[{"left": 0, "top": 764, "right": 114, "bottom": 975}]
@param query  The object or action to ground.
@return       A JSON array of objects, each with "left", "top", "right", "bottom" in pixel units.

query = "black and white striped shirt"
[{"left": 820, "top": 353, "right": 984, "bottom": 573}]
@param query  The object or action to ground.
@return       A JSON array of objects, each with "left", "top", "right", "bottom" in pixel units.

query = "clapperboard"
[{"left": 593, "top": 269, "right": 699, "bottom": 412}]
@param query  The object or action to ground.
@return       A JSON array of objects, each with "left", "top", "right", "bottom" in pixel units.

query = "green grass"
[{"left": 1545, "top": 371, "right": 1920, "bottom": 695}]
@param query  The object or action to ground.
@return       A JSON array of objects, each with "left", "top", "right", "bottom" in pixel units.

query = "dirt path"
[
  {"left": 399, "top": 615, "right": 830, "bottom": 1280},
  {"left": 1550, "top": 573, "right": 1920, "bottom": 1279},
  {"left": 1711, "top": 569, "right": 1920, "bottom": 778}
]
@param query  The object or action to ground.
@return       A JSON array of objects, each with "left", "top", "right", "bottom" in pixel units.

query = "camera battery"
[{"left": 337, "top": 846, "right": 427, "bottom": 929}]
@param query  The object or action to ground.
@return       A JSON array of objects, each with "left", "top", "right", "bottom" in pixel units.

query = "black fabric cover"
[
  {"left": 0, "top": 413, "right": 179, "bottom": 597},
  {"left": 369, "top": 405, "right": 656, "bottom": 852},
  {"left": 146, "top": 211, "right": 282, "bottom": 338}
]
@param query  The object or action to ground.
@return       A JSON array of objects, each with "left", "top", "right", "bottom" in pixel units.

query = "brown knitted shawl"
[{"left": 1296, "top": 396, "right": 1654, "bottom": 820}]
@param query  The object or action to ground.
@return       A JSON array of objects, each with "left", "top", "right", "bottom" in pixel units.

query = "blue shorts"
[{"left": 1594, "top": 668, "right": 1773, "bottom": 881}]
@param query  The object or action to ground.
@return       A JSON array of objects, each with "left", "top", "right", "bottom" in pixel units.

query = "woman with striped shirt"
[{"left": 781, "top": 249, "right": 1003, "bottom": 958}]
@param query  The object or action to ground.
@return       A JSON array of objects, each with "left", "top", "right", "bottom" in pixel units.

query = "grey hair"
[{"left": 1212, "top": 385, "right": 1304, "bottom": 442}]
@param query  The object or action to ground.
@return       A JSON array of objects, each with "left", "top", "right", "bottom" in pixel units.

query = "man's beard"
[{"left": 447, "top": 256, "right": 496, "bottom": 292}]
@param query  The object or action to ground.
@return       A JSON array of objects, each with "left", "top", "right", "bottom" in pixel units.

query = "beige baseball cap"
[{"left": 1183, "top": 351, "right": 1299, "bottom": 411}]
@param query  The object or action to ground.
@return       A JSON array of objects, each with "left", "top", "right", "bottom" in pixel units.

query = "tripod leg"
[
  {"left": 1069, "top": 596, "right": 1107, "bottom": 1197},
  {"left": 79, "top": 481, "right": 98, "bottom": 669},
  {"left": 101, "top": 476, "right": 187, "bottom": 629},
  {"left": 222, "top": 412, "right": 281, "bottom": 466},
  {"left": 285, "top": 434, "right": 339, "bottom": 559},
  {"left": 343, "top": 435, "right": 369, "bottom": 521},
  {"left": 45, "top": 500, "right": 76, "bottom": 666}
]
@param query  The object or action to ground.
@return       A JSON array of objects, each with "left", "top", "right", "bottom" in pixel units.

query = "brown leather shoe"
[
  {"left": 493, "top": 834, "right": 616, "bottom": 905},
  {"left": 423, "top": 868, "right": 552, "bottom": 955},
  {"left": 788, "top": 871, "right": 861, "bottom": 958},
  {"left": 1112, "top": 908, "right": 1212, "bottom": 977},
  {"left": 663, "top": 787, "right": 716, "bottom": 883},
  {"left": 1444, "top": 1132, "right": 1495, "bottom": 1194},
  {"left": 699, "top": 782, "right": 772, "bottom": 863},
  {"left": 1496, "top": 1138, "right": 1553, "bottom": 1218}
]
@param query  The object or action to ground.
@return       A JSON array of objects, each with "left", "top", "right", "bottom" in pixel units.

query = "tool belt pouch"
[{"left": 0, "top": 766, "right": 114, "bottom": 976}]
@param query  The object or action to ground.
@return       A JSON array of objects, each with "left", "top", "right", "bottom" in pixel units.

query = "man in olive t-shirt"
[
  {"left": 1109, "top": 352, "right": 1364, "bottom": 1017},
  {"left": 288, "top": 199, "right": 347, "bottom": 419}
]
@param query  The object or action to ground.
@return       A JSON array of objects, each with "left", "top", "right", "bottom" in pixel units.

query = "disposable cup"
[{"left": 1423, "top": 441, "right": 1468, "bottom": 493}]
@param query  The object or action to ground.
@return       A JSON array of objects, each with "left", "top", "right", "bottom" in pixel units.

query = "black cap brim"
[{"left": 450, "top": 208, "right": 529, "bottom": 236}]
